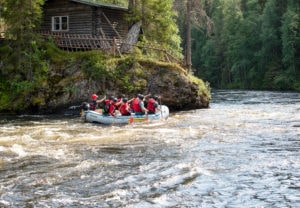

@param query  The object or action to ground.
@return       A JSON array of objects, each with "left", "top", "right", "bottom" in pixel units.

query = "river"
[{"left": 0, "top": 90, "right": 299, "bottom": 207}]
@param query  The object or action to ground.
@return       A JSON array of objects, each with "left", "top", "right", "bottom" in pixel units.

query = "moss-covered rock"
[{"left": 43, "top": 53, "right": 210, "bottom": 114}]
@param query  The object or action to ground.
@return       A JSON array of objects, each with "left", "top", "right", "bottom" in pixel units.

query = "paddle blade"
[
  {"left": 130, "top": 115, "right": 134, "bottom": 124},
  {"left": 146, "top": 114, "right": 148, "bottom": 122}
]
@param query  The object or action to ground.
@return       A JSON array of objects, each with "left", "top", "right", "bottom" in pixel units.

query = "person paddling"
[
  {"left": 119, "top": 98, "right": 131, "bottom": 116},
  {"left": 102, "top": 96, "right": 114, "bottom": 115},
  {"left": 147, "top": 95, "right": 160, "bottom": 114},
  {"left": 115, "top": 94, "right": 125, "bottom": 110},
  {"left": 108, "top": 97, "right": 118, "bottom": 116},
  {"left": 131, "top": 94, "right": 148, "bottom": 115},
  {"left": 90, "top": 94, "right": 106, "bottom": 112}
]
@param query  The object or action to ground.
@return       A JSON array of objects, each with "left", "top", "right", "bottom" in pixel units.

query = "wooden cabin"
[{"left": 40, "top": 0, "right": 130, "bottom": 52}]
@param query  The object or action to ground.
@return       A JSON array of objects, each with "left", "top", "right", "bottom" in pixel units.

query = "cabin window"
[{"left": 52, "top": 16, "right": 69, "bottom": 31}]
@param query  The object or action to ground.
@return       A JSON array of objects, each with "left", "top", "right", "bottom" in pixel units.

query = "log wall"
[{"left": 41, "top": 0, "right": 128, "bottom": 39}]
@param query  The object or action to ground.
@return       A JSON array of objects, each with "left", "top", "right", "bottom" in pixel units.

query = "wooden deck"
[{"left": 40, "top": 31, "right": 122, "bottom": 53}]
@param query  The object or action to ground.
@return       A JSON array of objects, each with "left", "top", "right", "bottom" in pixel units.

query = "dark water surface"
[{"left": 0, "top": 90, "right": 299, "bottom": 207}]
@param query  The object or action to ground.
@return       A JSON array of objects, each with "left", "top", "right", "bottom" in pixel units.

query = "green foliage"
[
  {"left": 189, "top": 74, "right": 211, "bottom": 99},
  {"left": 90, "top": 0, "right": 128, "bottom": 7},
  {"left": 72, "top": 51, "right": 146, "bottom": 93},
  {"left": 281, "top": 0, "right": 300, "bottom": 89},
  {"left": 259, "top": 0, "right": 282, "bottom": 72},
  {"left": 43, "top": 41, "right": 73, "bottom": 64},
  {"left": 107, "top": 56, "right": 147, "bottom": 93},
  {"left": 1, "top": 0, "right": 45, "bottom": 73},
  {"left": 190, "top": 0, "right": 300, "bottom": 91},
  {"left": 79, "top": 51, "right": 108, "bottom": 79},
  {"left": 0, "top": 0, "right": 49, "bottom": 111},
  {"left": 0, "top": 78, "right": 10, "bottom": 111},
  {"left": 0, "top": 37, "right": 49, "bottom": 110},
  {"left": 128, "top": 0, "right": 182, "bottom": 56}
]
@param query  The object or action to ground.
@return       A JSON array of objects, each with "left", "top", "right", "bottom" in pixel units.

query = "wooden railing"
[
  {"left": 135, "top": 44, "right": 185, "bottom": 67},
  {"left": 39, "top": 31, "right": 118, "bottom": 52}
]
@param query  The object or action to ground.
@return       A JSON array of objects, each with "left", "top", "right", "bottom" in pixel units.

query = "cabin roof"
[{"left": 70, "top": 0, "right": 128, "bottom": 11}]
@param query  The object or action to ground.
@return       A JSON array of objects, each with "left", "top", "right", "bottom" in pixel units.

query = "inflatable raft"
[{"left": 82, "top": 105, "right": 169, "bottom": 125}]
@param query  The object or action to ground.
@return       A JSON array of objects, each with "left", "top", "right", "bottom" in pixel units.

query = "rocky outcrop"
[
  {"left": 142, "top": 62, "right": 210, "bottom": 110},
  {"left": 30, "top": 57, "right": 210, "bottom": 114}
]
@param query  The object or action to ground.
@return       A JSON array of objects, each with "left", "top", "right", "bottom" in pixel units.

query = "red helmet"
[{"left": 91, "top": 94, "right": 98, "bottom": 100}]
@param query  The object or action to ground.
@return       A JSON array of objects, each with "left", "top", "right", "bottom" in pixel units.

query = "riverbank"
[{"left": 0, "top": 45, "right": 210, "bottom": 115}]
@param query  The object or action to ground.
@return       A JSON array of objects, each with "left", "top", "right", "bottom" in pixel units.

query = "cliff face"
[{"left": 44, "top": 57, "right": 210, "bottom": 114}]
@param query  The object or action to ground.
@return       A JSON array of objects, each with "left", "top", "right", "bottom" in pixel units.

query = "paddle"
[
  {"left": 130, "top": 113, "right": 134, "bottom": 124},
  {"left": 111, "top": 115, "right": 117, "bottom": 126},
  {"left": 110, "top": 104, "right": 118, "bottom": 126},
  {"left": 68, "top": 105, "right": 82, "bottom": 110},
  {"left": 159, "top": 97, "right": 163, "bottom": 120},
  {"left": 145, "top": 112, "right": 148, "bottom": 122}
]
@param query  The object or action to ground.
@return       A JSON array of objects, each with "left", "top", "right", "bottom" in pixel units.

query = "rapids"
[{"left": 0, "top": 90, "right": 299, "bottom": 207}]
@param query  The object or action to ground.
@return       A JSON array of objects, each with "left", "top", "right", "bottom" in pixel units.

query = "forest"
[
  {"left": 0, "top": 0, "right": 299, "bottom": 92},
  {"left": 184, "top": 0, "right": 300, "bottom": 91}
]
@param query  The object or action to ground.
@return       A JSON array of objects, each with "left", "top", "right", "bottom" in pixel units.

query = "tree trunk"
[
  {"left": 128, "top": 0, "right": 135, "bottom": 10},
  {"left": 120, "top": 21, "right": 142, "bottom": 53},
  {"left": 186, "top": 0, "right": 192, "bottom": 73}
]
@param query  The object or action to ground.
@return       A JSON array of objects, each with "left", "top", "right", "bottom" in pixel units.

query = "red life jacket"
[
  {"left": 108, "top": 103, "right": 116, "bottom": 116},
  {"left": 104, "top": 99, "right": 111, "bottom": 105},
  {"left": 131, "top": 98, "right": 142, "bottom": 112},
  {"left": 90, "top": 100, "right": 97, "bottom": 110},
  {"left": 119, "top": 103, "right": 130, "bottom": 115},
  {"left": 147, "top": 98, "right": 156, "bottom": 112},
  {"left": 103, "top": 99, "right": 112, "bottom": 114}
]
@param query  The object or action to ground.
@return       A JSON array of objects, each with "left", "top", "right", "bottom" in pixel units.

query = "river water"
[{"left": 0, "top": 90, "right": 299, "bottom": 207}]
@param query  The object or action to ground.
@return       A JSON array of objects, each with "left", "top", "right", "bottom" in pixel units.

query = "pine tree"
[
  {"left": 0, "top": 0, "right": 45, "bottom": 78},
  {"left": 280, "top": 0, "right": 300, "bottom": 90},
  {"left": 0, "top": 0, "right": 47, "bottom": 105},
  {"left": 174, "top": 0, "right": 213, "bottom": 73},
  {"left": 259, "top": 0, "right": 285, "bottom": 89}
]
